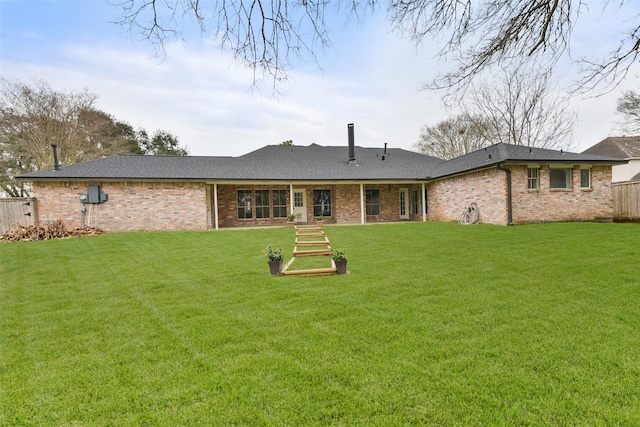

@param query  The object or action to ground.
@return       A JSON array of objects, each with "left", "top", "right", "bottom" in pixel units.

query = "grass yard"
[
  {"left": 286, "top": 255, "right": 334, "bottom": 272},
  {"left": 1, "top": 222, "right": 639, "bottom": 425}
]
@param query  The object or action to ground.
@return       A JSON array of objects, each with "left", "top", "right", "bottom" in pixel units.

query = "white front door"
[
  {"left": 399, "top": 188, "right": 409, "bottom": 219},
  {"left": 292, "top": 189, "right": 307, "bottom": 222}
]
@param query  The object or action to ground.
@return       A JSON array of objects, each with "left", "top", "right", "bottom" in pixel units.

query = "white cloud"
[
  {"left": 3, "top": 31, "right": 447, "bottom": 156},
  {"left": 3, "top": 6, "right": 639, "bottom": 158}
]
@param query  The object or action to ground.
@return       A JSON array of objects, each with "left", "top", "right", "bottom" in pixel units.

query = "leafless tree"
[
  {"left": 616, "top": 90, "right": 640, "bottom": 133},
  {"left": 462, "top": 65, "right": 576, "bottom": 150},
  {"left": 112, "top": 0, "right": 640, "bottom": 94},
  {"left": 413, "top": 114, "right": 495, "bottom": 160},
  {"left": 0, "top": 79, "right": 142, "bottom": 196}
]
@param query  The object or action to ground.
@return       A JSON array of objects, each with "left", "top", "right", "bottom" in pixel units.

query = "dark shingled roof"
[
  {"left": 431, "top": 143, "right": 626, "bottom": 179},
  {"left": 582, "top": 136, "right": 640, "bottom": 159},
  {"left": 18, "top": 144, "right": 442, "bottom": 181},
  {"left": 231, "top": 144, "right": 442, "bottom": 180},
  {"left": 18, "top": 143, "right": 625, "bottom": 182},
  {"left": 16, "top": 155, "right": 235, "bottom": 180}
]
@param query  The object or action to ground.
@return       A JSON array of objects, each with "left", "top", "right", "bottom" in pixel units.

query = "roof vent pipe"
[
  {"left": 51, "top": 144, "right": 60, "bottom": 170},
  {"left": 347, "top": 123, "right": 356, "bottom": 165}
]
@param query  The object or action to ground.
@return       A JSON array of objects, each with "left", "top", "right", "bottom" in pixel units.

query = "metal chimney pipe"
[
  {"left": 347, "top": 123, "right": 355, "bottom": 164},
  {"left": 51, "top": 144, "right": 60, "bottom": 170}
]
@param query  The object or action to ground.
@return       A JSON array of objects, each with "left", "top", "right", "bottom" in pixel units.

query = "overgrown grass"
[{"left": 1, "top": 222, "right": 639, "bottom": 425}]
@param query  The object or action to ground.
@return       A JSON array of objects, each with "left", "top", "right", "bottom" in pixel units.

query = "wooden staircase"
[{"left": 281, "top": 225, "right": 342, "bottom": 276}]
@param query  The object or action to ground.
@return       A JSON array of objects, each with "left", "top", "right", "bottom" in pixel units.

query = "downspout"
[{"left": 497, "top": 164, "right": 513, "bottom": 226}]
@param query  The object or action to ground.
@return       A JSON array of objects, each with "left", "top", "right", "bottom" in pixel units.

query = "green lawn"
[{"left": 1, "top": 222, "right": 639, "bottom": 425}]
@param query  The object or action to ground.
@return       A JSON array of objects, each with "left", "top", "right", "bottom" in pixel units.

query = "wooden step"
[
  {"left": 293, "top": 247, "right": 331, "bottom": 257},
  {"left": 281, "top": 267, "right": 336, "bottom": 276},
  {"left": 294, "top": 225, "right": 322, "bottom": 231},
  {"left": 281, "top": 257, "right": 337, "bottom": 276},
  {"left": 295, "top": 237, "right": 330, "bottom": 246}
]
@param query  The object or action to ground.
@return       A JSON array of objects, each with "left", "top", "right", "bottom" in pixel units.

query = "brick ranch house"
[{"left": 17, "top": 125, "right": 625, "bottom": 231}]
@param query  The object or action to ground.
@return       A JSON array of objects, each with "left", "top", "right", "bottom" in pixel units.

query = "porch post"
[
  {"left": 422, "top": 182, "right": 427, "bottom": 222},
  {"left": 289, "top": 184, "right": 294, "bottom": 213},
  {"left": 214, "top": 183, "right": 219, "bottom": 230},
  {"left": 360, "top": 183, "right": 365, "bottom": 224},
  {"left": 206, "top": 185, "right": 212, "bottom": 228}
]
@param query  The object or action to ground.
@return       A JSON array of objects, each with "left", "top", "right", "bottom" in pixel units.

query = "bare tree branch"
[
  {"left": 573, "top": 20, "right": 640, "bottom": 94},
  {"left": 113, "top": 0, "right": 359, "bottom": 92},
  {"left": 111, "top": 0, "right": 640, "bottom": 95},
  {"left": 413, "top": 113, "right": 495, "bottom": 160},
  {"left": 462, "top": 64, "right": 576, "bottom": 150},
  {"left": 616, "top": 89, "right": 640, "bottom": 133}
]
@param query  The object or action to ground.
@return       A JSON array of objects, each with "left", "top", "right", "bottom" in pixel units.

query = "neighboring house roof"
[
  {"left": 17, "top": 143, "right": 625, "bottom": 182},
  {"left": 582, "top": 136, "right": 640, "bottom": 159},
  {"left": 431, "top": 143, "right": 626, "bottom": 179}
]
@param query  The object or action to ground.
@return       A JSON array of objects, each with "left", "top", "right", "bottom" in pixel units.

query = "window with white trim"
[
  {"left": 580, "top": 168, "right": 591, "bottom": 189},
  {"left": 237, "top": 190, "right": 252, "bottom": 219},
  {"left": 365, "top": 189, "right": 380, "bottom": 215},
  {"left": 527, "top": 168, "right": 539, "bottom": 190},
  {"left": 313, "top": 189, "right": 332, "bottom": 217},
  {"left": 272, "top": 190, "right": 287, "bottom": 218},
  {"left": 255, "top": 189, "right": 270, "bottom": 219},
  {"left": 550, "top": 168, "right": 572, "bottom": 189},
  {"left": 410, "top": 190, "right": 420, "bottom": 214}
]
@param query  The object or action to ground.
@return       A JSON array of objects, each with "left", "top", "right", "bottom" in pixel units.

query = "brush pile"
[{"left": 0, "top": 220, "right": 104, "bottom": 242}]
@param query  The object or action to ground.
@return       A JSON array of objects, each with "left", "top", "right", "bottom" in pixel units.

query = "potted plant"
[
  {"left": 331, "top": 248, "right": 348, "bottom": 274},
  {"left": 315, "top": 215, "right": 324, "bottom": 226},
  {"left": 287, "top": 213, "right": 296, "bottom": 227},
  {"left": 266, "top": 246, "right": 284, "bottom": 275}
]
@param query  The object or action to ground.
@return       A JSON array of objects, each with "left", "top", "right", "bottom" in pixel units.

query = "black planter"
[
  {"left": 334, "top": 260, "right": 347, "bottom": 274},
  {"left": 268, "top": 260, "right": 283, "bottom": 275}
]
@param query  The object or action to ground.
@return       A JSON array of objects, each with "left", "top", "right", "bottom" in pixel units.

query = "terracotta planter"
[
  {"left": 334, "top": 260, "right": 347, "bottom": 274},
  {"left": 268, "top": 260, "right": 283, "bottom": 275},
  {"left": 316, "top": 221, "right": 324, "bottom": 227}
]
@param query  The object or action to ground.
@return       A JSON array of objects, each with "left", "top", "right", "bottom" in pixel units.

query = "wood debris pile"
[{"left": 1, "top": 220, "right": 104, "bottom": 242}]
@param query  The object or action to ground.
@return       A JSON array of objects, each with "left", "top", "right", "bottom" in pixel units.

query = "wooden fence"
[
  {"left": 613, "top": 181, "right": 640, "bottom": 222},
  {"left": 0, "top": 198, "right": 37, "bottom": 234}
]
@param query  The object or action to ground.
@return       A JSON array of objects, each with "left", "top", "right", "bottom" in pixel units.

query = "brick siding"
[
  {"left": 31, "top": 165, "right": 613, "bottom": 231},
  {"left": 510, "top": 165, "right": 614, "bottom": 223},
  {"left": 215, "top": 184, "right": 425, "bottom": 227},
  {"left": 428, "top": 168, "right": 508, "bottom": 225},
  {"left": 32, "top": 181, "right": 208, "bottom": 232},
  {"left": 427, "top": 165, "right": 614, "bottom": 225}
]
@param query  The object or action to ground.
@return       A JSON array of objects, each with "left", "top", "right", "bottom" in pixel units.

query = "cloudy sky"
[{"left": 1, "top": 0, "right": 639, "bottom": 157}]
